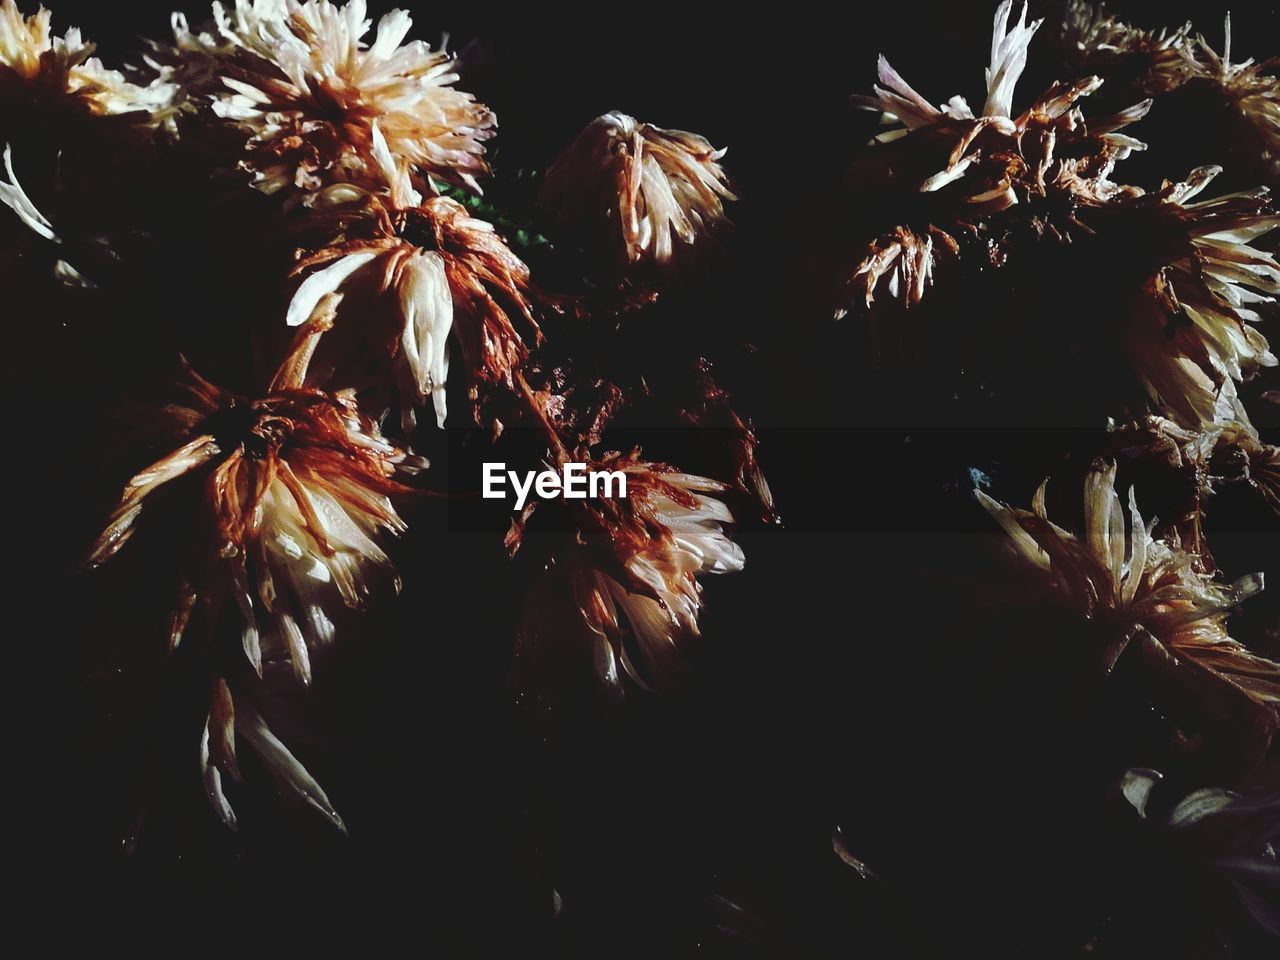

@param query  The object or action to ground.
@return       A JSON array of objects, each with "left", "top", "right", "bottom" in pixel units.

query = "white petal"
[{"left": 286, "top": 252, "right": 377, "bottom": 327}]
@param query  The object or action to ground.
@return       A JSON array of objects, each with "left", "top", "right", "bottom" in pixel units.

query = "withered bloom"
[
  {"left": 1059, "top": 1, "right": 1194, "bottom": 94},
  {"left": 286, "top": 128, "right": 539, "bottom": 429},
  {"left": 1106, "top": 166, "right": 1278, "bottom": 433},
  {"left": 843, "top": 0, "right": 1150, "bottom": 312},
  {"left": 1063, "top": 7, "right": 1279, "bottom": 185},
  {"left": 0, "top": 0, "right": 173, "bottom": 119},
  {"left": 519, "top": 454, "right": 744, "bottom": 694},
  {"left": 978, "top": 461, "right": 1280, "bottom": 761},
  {"left": 1177, "top": 17, "right": 1280, "bottom": 186},
  {"left": 87, "top": 296, "right": 417, "bottom": 686},
  {"left": 540, "top": 111, "right": 736, "bottom": 270},
  {"left": 169, "top": 0, "right": 494, "bottom": 197}
]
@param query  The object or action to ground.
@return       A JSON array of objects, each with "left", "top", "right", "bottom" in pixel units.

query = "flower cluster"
[{"left": 2, "top": 0, "right": 754, "bottom": 837}]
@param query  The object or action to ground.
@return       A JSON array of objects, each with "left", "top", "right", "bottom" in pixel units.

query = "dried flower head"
[
  {"left": 1060, "top": 1, "right": 1194, "bottom": 94},
  {"left": 86, "top": 296, "right": 418, "bottom": 686},
  {"left": 1062, "top": 7, "right": 1280, "bottom": 186},
  {"left": 173, "top": 0, "right": 494, "bottom": 196},
  {"left": 1176, "top": 17, "right": 1280, "bottom": 184},
  {"left": 286, "top": 129, "right": 539, "bottom": 429},
  {"left": 520, "top": 454, "right": 744, "bottom": 694},
  {"left": 843, "top": 1, "right": 1150, "bottom": 313},
  {"left": 0, "top": 0, "right": 172, "bottom": 119},
  {"left": 1105, "top": 166, "right": 1278, "bottom": 433},
  {"left": 540, "top": 110, "right": 736, "bottom": 270},
  {"left": 978, "top": 461, "right": 1280, "bottom": 759}
]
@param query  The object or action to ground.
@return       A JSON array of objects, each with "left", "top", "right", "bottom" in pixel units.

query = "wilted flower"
[
  {"left": 86, "top": 296, "right": 417, "bottom": 685},
  {"left": 843, "top": 0, "right": 1150, "bottom": 312},
  {"left": 1062, "top": 8, "right": 1280, "bottom": 187},
  {"left": 1108, "top": 166, "right": 1278, "bottom": 433},
  {"left": 168, "top": 0, "right": 494, "bottom": 197},
  {"left": 1059, "top": 1, "right": 1194, "bottom": 94},
  {"left": 1177, "top": 17, "right": 1280, "bottom": 185},
  {"left": 286, "top": 128, "right": 539, "bottom": 429},
  {"left": 0, "top": 0, "right": 172, "bottom": 119},
  {"left": 540, "top": 110, "right": 736, "bottom": 270},
  {"left": 518, "top": 454, "right": 744, "bottom": 694},
  {"left": 978, "top": 461, "right": 1280, "bottom": 759}
]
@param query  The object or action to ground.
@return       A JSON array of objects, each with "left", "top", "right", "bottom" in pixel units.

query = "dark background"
[{"left": 9, "top": 1, "right": 1279, "bottom": 954}]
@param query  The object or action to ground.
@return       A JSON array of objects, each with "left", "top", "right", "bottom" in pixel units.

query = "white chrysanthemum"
[
  {"left": 173, "top": 0, "right": 494, "bottom": 196},
  {"left": 540, "top": 110, "right": 736, "bottom": 269},
  {"left": 978, "top": 461, "right": 1279, "bottom": 750},
  {"left": 0, "top": 0, "right": 174, "bottom": 118},
  {"left": 566, "top": 457, "right": 745, "bottom": 693}
]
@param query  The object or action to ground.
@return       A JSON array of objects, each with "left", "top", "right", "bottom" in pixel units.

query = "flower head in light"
[
  {"left": 169, "top": 0, "right": 494, "bottom": 197},
  {"left": 1105, "top": 166, "right": 1278, "bottom": 434},
  {"left": 540, "top": 110, "right": 736, "bottom": 270},
  {"left": 0, "top": 0, "right": 174, "bottom": 119},
  {"left": 978, "top": 461, "right": 1279, "bottom": 758},
  {"left": 519, "top": 454, "right": 745, "bottom": 695},
  {"left": 843, "top": 1, "right": 1151, "bottom": 313},
  {"left": 86, "top": 296, "right": 418, "bottom": 687},
  {"left": 285, "top": 127, "right": 539, "bottom": 429}
]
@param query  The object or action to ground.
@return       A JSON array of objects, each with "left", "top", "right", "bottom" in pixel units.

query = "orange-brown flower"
[
  {"left": 285, "top": 133, "right": 539, "bottom": 428},
  {"left": 167, "top": 0, "right": 494, "bottom": 197},
  {"left": 87, "top": 296, "right": 417, "bottom": 685},
  {"left": 523, "top": 454, "right": 745, "bottom": 694},
  {"left": 540, "top": 111, "right": 736, "bottom": 270}
]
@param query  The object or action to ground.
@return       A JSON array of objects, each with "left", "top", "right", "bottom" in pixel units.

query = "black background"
[{"left": 9, "top": 1, "right": 1279, "bottom": 954}]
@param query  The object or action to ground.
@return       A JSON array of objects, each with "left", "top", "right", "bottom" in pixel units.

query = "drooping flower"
[
  {"left": 978, "top": 461, "right": 1279, "bottom": 760},
  {"left": 285, "top": 127, "right": 539, "bottom": 429},
  {"left": 540, "top": 110, "right": 736, "bottom": 271},
  {"left": 166, "top": 0, "right": 494, "bottom": 197},
  {"left": 200, "top": 665, "right": 346, "bottom": 833},
  {"left": 517, "top": 454, "right": 745, "bottom": 694},
  {"left": 0, "top": 0, "right": 173, "bottom": 120},
  {"left": 86, "top": 295, "right": 418, "bottom": 685}
]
